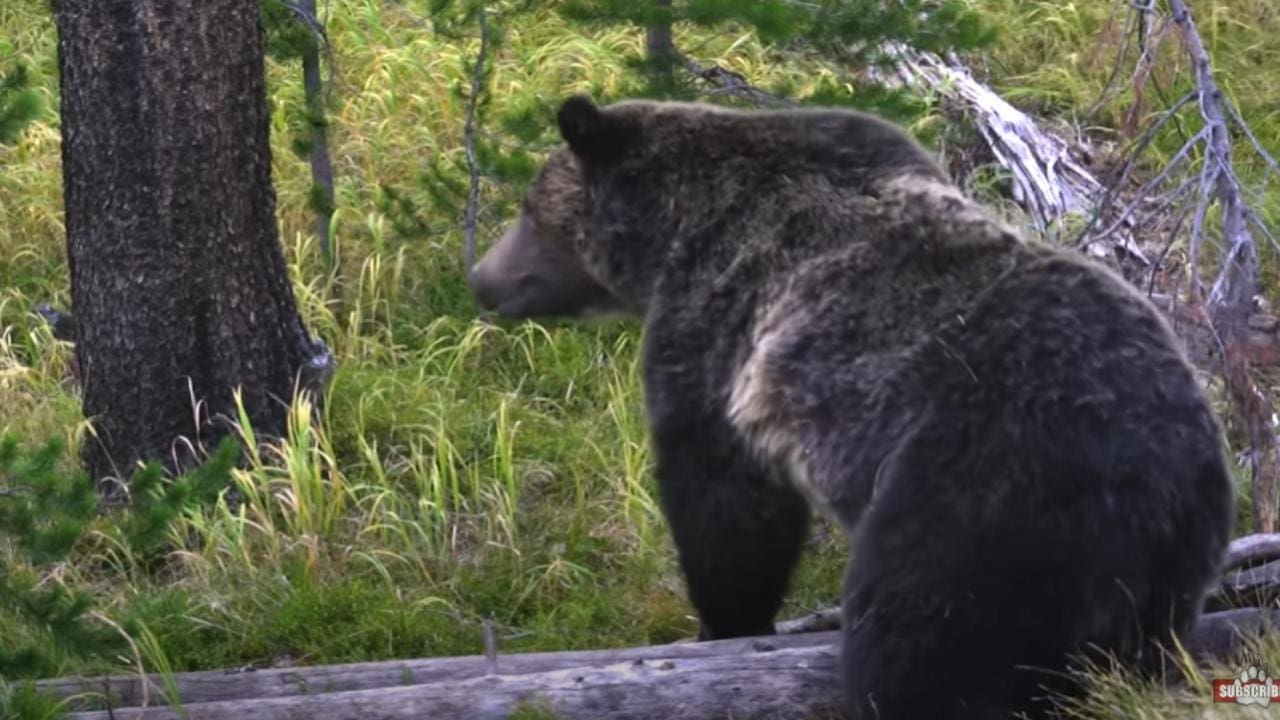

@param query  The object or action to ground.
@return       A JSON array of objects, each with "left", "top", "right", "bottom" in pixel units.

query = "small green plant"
[
  {"left": 0, "top": 61, "right": 42, "bottom": 146},
  {"left": 0, "top": 434, "right": 238, "bottom": 679},
  {"left": 507, "top": 697, "right": 561, "bottom": 720},
  {"left": 0, "top": 680, "right": 67, "bottom": 720}
]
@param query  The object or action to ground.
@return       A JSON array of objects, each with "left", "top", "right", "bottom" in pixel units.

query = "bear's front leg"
[{"left": 651, "top": 415, "right": 811, "bottom": 640}]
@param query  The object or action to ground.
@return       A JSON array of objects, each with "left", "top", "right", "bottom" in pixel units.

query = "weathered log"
[
  {"left": 1190, "top": 608, "right": 1280, "bottom": 662},
  {"left": 45, "top": 608, "right": 1280, "bottom": 719},
  {"left": 43, "top": 632, "right": 836, "bottom": 711},
  {"left": 64, "top": 635, "right": 843, "bottom": 720},
  {"left": 1207, "top": 559, "right": 1280, "bottom": 613},
  {"left": 1225, "top": 533, "right": 1280, "bottom": 572}
]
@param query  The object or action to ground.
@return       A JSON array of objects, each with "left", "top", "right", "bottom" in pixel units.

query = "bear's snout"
[{"left": 468, "top": 258, "right": 502, "bottom": 312}]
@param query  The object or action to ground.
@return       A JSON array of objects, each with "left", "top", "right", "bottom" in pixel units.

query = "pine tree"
[
  {"left": 262, "top": 0, "right": 338, "bottom": 269},
  {"left": 559, "top": 0, "right": 996, "bottom": 118},
  {"left": 55, "top": 0, "right": 331, "bottom": 493},
  {"left": 0, "top": 434, "right": 237, "bottom": 679},
  {"left": 375, "top": 0, "right": 996, "bottom": 284}
]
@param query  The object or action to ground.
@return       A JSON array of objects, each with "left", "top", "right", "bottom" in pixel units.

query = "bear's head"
[
  {"left": 469, "top": 95, "right": 944, "bottom": 320},
  {"left": 469, "top": 95, "right": 700, "bottom": 320},
  {"left": 466, "top": 141, "right": 620, "bottom": 319}
]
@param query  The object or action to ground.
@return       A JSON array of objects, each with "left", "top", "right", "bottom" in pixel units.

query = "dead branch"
[
  {"left": 881, "top": 44, "right": 1148, "bottom": 266},
  {"left": 1161, "top": 0, "right": 1278, "bottom": 532},
  {"left": 775, "top": 607, "right": 842, "bottom": 635},
  {"left": 669, "top": 43, "right": 1280, "bottom": 375},
  {"left": 675, "top": 53, "right": 794, "bottom": 109}
]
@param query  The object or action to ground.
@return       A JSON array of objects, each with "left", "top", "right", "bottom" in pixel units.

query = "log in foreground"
[
  {"left": 65, "top": 635, "right": 842, "bottom": 720},
  {"left": 53, "top": 610, "right": 1280, "bottom": 720},
  {"left": 48, "top": 633, "right": 835, "bottom": 711}
]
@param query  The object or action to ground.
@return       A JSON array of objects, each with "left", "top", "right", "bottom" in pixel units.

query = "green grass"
[{"left": 0, "top": 0, "right": 1278, "bottom": 717}]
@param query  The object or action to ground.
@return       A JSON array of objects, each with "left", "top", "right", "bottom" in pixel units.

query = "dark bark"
[{"left": 54, "top": 0, "right": 323, "bottom": 495}]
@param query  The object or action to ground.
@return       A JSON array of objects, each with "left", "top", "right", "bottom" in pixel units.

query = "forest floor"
[{"left": 1, "top": 0, "right": 1279, "bottom": 717}]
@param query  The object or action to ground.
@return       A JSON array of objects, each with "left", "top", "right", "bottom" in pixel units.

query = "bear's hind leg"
[
  {"left": 654, "top": 422, "right": 811, "bottom": 640},
  {"left": 840, "top": 565, "right": 1072, "bottom": 720}
]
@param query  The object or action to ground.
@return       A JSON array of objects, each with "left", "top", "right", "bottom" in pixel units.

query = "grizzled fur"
[{"left": 469, "top": 96, "right": 1234, "bottom": 719}]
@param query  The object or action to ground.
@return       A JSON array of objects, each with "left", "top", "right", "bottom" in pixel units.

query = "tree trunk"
[
  {"left": 300, "top": 0, "right": 336, "bottom": 268},
  {"left": 55, "top": 0, "right": 321, "bottom": 494},
  {"left": 646, "top": 0, "right": 675, "bottom": 85}
]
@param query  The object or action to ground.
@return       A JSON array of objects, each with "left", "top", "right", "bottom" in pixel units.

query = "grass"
[{"left": 1, "top": 0, "right": 1278, "bottom": 717}]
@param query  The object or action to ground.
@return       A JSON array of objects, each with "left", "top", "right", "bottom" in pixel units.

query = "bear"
[{"left": 468, "top": 95, "right": 1234, "bottom": 719}]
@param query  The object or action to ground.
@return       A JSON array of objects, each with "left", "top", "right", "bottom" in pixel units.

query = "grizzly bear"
[{"left": 469, "top": 95, "right": 1233, "bottom": 718}]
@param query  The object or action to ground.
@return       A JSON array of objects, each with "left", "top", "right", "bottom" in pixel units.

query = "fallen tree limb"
[
  {"left": 1116, "top": 0, "right": 1280, "bottom": 532},
  {"left": 775, "top": 608, "right": 842, "bottom": 635},
  {"left": 878, "top": 45, "right": 1147, "bottom": 266},
  {"left": 675, "top": 54, "right": 794, "bottom": 109}
]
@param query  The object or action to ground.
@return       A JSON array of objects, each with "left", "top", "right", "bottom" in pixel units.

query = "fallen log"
[
  {"left": 42, "top": 632, "right": 836, "bottom": 711},
  {"left": 43, "top": 608, "right": 1280, "bottom": 720},
  {"left": 63, "top": 635, "right": 842, "bottom": 720}
]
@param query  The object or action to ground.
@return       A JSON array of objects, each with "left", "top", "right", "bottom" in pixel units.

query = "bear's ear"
[{"left": 557, "top": 95, "right": 628, "bottom": 162}]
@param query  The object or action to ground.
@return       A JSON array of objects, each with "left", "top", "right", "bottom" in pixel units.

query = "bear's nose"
[{"left": 468, "top": 261, "right": 500, "bottom": 311}]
